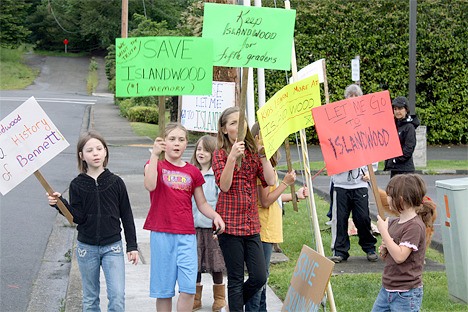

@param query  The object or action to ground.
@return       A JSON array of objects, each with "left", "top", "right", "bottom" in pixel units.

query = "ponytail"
[{"left": 416, "top": 196, "right": 437, "bottom": 231}]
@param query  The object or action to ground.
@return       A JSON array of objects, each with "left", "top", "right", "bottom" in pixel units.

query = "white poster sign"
[
  {"left": 0, "top": 97, "right": 70, "bottom": 195},
  {"left": 290, "top": 59, "right": 325, "bottom": 84},
  {"left": 181, "top": 81, "right": 236, "bottom": 133}
]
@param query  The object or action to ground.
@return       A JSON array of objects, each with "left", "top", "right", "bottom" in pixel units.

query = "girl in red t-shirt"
[{"left": 144, "top": 123, "right": 225, "bottom": 311}]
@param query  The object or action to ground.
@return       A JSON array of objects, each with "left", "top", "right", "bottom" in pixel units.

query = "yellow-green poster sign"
[
  {"left": 202, "top": 3, "right": 296, "bottom": 70},
  {"left": 257, "top": 75, "right": 321, "bottom": 159},
  {"left": 115, "top": 37, "right": 213, "bottom": 97}
]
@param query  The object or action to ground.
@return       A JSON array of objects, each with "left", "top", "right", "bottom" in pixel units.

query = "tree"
[{"left": 0, "top": 0, "right": 32, "bottom": 47}]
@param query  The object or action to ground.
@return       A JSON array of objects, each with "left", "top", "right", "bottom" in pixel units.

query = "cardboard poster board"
[
  {"left": 181, "top": 81, "right": 235, "bottom": 133},
  {"left": 202, "top": 3, "right": 296, "bottom": 70},
  {"left": 257, "top": 75, "right": 321, "bottom": 159},
  {"left": 0, "top": 97, "right": 70, "bottom": 195},
  {"left": 282, "top": 245, "right": 334, "bottom": 312},
  {"left": 311, "top": 90, "right": 402, "bottom": 175},
  {"left": 115, "top": 36, "right": 214, "bottom": 97}
]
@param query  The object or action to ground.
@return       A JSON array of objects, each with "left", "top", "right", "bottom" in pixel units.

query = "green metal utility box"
[{"left": 436, "top": 177, "right": 468, "bottom": 304}]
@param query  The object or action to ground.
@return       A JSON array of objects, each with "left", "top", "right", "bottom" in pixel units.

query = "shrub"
[
  {"left": 118, "top": 99, "right": 137, "bottom": 117},
  {"left": 127, "top": 106, "right": 158, "bottom": 124},
  {"left": 261, "top": 0, "right": 468, "bottom": 145}
]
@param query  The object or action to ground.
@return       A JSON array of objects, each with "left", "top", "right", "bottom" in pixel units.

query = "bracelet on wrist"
[{"left": 281, "top": 181, "right": 289, "bottom": 187}]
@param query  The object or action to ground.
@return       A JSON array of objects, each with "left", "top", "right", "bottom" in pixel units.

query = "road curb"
[{"left": 64, "top": 232, "right": 82, "bottom": 312}]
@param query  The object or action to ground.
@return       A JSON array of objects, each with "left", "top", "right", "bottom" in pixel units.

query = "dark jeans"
[
  {"left": 331, "top": 187, "right": 377, "bottom": 259},
  {"left": 244, "top": 242, "right": 273, "bottom": 312},
  {"left": 218, "top": 233, "right": 267, "bottom": 312}
]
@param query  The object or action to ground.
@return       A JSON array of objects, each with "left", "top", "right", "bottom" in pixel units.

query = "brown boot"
[
  {"left": 193, "top": 285, "right": 203, "bottom": 311},
  {"left": 212, "top": 284, "right": 227, "bottom": 312},
  {"left": 273, "top": 243, "right": 283, "bottom": 253}
]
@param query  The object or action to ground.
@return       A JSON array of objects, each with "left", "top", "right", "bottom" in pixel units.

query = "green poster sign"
[
  {"left": 115, "top": 37, "right": 213, "bottom": 97},
  {"left": 202, "top": 3, "right": 296, "bottom": 70}
]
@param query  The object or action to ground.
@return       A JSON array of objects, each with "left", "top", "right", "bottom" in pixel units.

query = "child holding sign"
[
  {"left": 372, "top": 174, "right": 434, "bottom": 312},
  {"left": 212, "top": 107, "right": 276, "bottom": 312},
  {"left": 47, "top": 130, "right": 139, "bottom": 311},
  {"left": 143, "top": 123, "right": 225, "bottom": 311}
]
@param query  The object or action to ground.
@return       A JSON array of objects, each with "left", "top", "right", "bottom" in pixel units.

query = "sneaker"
[
  {"left": 329, "top": 255, "right": 346, "bottom": 263},
  {"left": 367, "top": 252, "right": 378, "bottom": 262}
]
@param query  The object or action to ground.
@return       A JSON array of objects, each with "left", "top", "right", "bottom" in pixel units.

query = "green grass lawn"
[
  {"left": 270, "top": 198, "right": 468, "bottom": 311},
  {"left": 0, "top": 47, "right": 38, "bottom": 90}
]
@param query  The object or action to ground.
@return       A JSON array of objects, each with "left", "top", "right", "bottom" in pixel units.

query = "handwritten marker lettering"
[
  {"left": 16, "top": 131, "right": 62, "bottom": 167},
  {"left": 0, "top": 114, "right": 22, "bottom": 136},
  {"left": 10, "top": 119, "right": 51, "bottom": 146}
]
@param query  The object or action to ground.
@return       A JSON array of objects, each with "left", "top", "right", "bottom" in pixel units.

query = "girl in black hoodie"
[{"left": 47, "top": 130, "right": 138, "bottom": 311}]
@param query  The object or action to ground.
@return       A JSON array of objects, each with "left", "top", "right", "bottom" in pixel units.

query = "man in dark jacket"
[{"left": 384, "top": 96, "right": 420, "bottom": 177}]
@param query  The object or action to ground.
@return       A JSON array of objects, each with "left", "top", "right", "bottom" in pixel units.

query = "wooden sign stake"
[
  {"left": 34, "top": 170, "right": 73, "bottom": 225},
  {"left": 367, "top": 164, "right": 385, "bottom": 218},
  {"left": 158, "top": 96, "right": 166, "bottom": 160},
  {"left": 236, "top": 67, "right": 249, "bottom": 167},
  {"left": 283, "top": 138, "right": 298, "bottom": 211}
]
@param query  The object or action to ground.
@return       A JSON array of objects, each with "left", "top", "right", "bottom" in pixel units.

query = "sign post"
[
  {"left": 63, "top": 39, "right": 69, "bottom": 53},
  {"left": 351, "top": 56, "right": 360, "bottom": 84}
]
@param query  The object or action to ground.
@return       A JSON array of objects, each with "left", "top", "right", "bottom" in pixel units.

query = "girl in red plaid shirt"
[{"left": 212, "top": 107, "right": 276, "bottom": 311}]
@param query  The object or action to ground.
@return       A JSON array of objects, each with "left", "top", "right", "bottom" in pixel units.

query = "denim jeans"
[
  {"left": 218, "top": 233, "right": 267, "bottom": 312},
  {"left": 76, "top": 240, "right": 125, "bottom": 312},
  {"left": 245, "top": 242, "right": 273, "bottom": 312},
  {"left": 372, "top": 286, "right": 423, "bottom": 312}
]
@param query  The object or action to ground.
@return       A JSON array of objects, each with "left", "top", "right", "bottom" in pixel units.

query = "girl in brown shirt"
[{"left": 372, "top": 174, "right": 436, "bottom": 312}]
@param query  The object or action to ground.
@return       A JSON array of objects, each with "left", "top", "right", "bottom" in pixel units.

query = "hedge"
[
  {"left": 106, "top": 0, "right": 467, "bottom": 144},
  {"left": 262, "top": 0, "right": 468, "bottom": 145}
]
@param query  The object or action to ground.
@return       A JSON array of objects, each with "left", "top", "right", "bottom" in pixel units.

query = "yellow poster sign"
[{"left": 257, "top": 75, "right": 321, "bottom": 159}]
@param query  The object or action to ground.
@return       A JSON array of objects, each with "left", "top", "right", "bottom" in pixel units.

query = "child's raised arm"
[
  {"left": 259, "top": 156, "right": 276, "bottom": 186},
  {"left": 193, "top": 186, "right": 225, "bottom": 234},
  {"left": 258, "top": 170, "right": 295, "bottom": 208},
  {"left": 256, "top": 137, "right": 275, "bottom": 186},
  {"left": 144, "top": 137, "right": 165, "bottom": 191}
]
